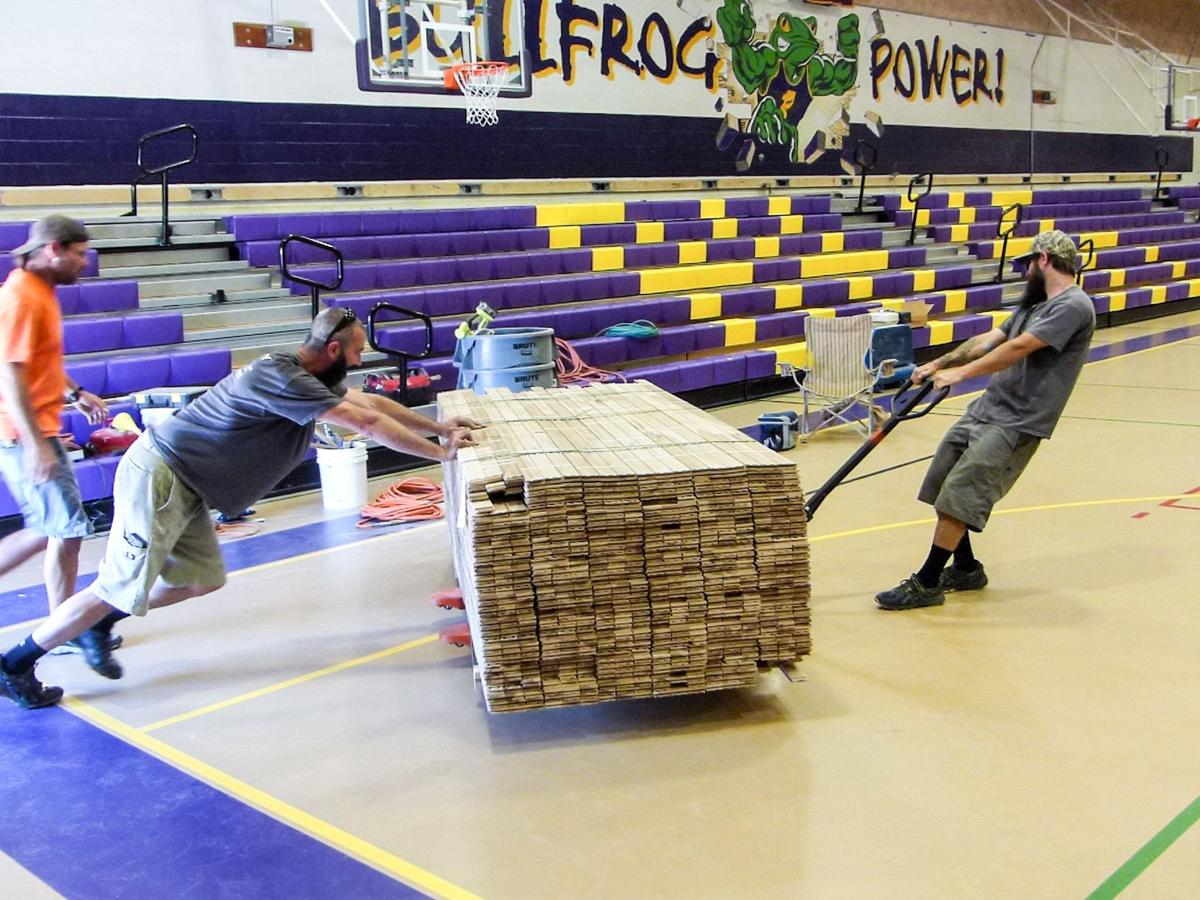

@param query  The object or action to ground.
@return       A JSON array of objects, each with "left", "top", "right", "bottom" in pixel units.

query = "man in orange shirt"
[{"left": 0, "top": 216, "right": 112, "bottom": 674}]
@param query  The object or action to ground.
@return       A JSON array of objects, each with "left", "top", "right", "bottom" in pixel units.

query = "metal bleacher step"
[
  {"left": 181, "top": 318, "right": 312, "bottom": 347},
  {"left": 181, "top": 300, "right": 310, "bottom": 331},
  {"left": 85, "top": 219, "right": 220, "bottom": 240},
  {"left": 126, "top": 269, "right": 276, "bottom": 299},
  {"left": 89, "top": 234, "right": 232, "bottom": 252},
  {"left": 136, "top": 286, "right": 293, "bottom": 311},
  {"left": 98, "top": 245, "right": 233, "bottom": 269},
  {"left": 100, "top": 259, "right": 250, "bottom": 280}
]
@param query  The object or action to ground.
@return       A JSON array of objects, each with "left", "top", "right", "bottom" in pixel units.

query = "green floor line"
[{"left": 1087, "top": 795, "right": 1200, "bottom": 899}]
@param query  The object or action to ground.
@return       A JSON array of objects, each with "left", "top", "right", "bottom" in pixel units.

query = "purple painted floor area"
[{"left": 0, "top": 701, "right": 428, "bottom": 898}]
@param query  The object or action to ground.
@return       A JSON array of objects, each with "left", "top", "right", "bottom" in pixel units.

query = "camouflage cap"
[{"left": 1012, "top": 229, "right": 1078, "bottom": 266}]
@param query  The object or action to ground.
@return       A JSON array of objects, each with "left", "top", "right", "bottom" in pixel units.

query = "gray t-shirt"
[
  {"left": 149, "top": 353, "right": 346, "bottom": 515},
  {"left": 968, "top": 284, "right": 1096, "bottom": 438}
]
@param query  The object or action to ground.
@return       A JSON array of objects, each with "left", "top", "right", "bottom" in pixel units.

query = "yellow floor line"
[
  {"left": 65, "top": 696, "right": 481, "bottom": 900},
  {"left": 139, "top": 633, "right": 440, "bottom": 733},
  {"left": 809, "top": 493, "right": 1192, "bottom": 542}
]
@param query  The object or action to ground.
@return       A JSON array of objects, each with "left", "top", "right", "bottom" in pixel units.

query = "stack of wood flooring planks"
[{"left": 439, "top": 382, "right": 810, "bottom": 712}]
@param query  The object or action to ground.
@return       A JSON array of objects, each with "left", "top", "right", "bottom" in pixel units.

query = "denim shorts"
[
  {"left": 0, "top": 437, "right": 93, "bottom": 539},
  {"left": 91, "top": 435, "right": 226, "bottom": 616}
]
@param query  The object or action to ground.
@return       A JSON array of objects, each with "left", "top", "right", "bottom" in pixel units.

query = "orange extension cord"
[
  {"left": 356, "top": 477, "right": 445, "bottom": 528},
  {"left": 555, "top": 338, "right": 626, "bottom": 386}
]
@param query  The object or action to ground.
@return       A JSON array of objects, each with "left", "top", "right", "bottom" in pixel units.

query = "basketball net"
[{"left": 452, "top": 62, "right": 508, "bottom": 127}]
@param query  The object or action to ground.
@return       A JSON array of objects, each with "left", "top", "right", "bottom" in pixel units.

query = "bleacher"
[{"left": 1, "top": 173, "right": 1197, "bottom": 518}]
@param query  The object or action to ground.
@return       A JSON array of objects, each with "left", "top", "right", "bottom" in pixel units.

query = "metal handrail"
[
  {"left": 279, "top": 234, "right": 345, "bottom": 318},
  {"left": 853, "top": 141, "right": 878, "bottom": 214},
  {"left": 123, "top": 124, "right": 198, "bottom": 246},
  {"left": 994, "top": 202, "right": 1025, "bottom": 283},
  {"left": 1075, "top": 238, "right": 1095, "bottom": 285},
  {"left": 1154, "top": 148, "right": 1170, "bottom": 201},
  {"left": 367, "top": 302, "right": 435, "bottom": 406},
  {"left": 906, "top": 173, "right": 934, "bottom": 246}
]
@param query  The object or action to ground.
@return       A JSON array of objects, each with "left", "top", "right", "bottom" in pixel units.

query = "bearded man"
[
  {"left": 875, "top": 230, "right": 1096, "bottom": 611},
  {"left": 0, "top": 307, "right": 479, "bottom": 707}
]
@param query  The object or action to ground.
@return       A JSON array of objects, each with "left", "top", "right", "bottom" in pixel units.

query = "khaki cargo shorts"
[
  {"left": 92, "top": 435, "right": 226, "bottom": 616},
  {"left": 918, "top": 413, "right": 1041, "bottom": 533}
]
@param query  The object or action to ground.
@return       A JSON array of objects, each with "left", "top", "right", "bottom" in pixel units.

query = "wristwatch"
[{"left": 65, "top": 387, "right": 82, "bottom": 403}]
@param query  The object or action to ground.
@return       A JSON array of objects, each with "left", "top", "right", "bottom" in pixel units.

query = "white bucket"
[{"left": 316, "top": 442, "right": 368, "bottom": 512}]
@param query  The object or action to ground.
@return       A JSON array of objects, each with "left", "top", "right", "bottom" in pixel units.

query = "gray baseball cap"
[
  {"left": 1012, "top": 229, "right": 1078, "bottom": 266},
  {"left": 10, "top": 215, "right": 90, "bottom": 258}
]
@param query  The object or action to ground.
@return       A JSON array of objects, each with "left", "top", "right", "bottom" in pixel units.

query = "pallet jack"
[{"left": 803, "top": 378, "right": 949, "bottom": 521}]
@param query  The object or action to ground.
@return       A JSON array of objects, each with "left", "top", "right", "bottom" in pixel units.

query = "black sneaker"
[
  {"left": 75, "top": 629, "right": 123, "bottom": 680},
  {"left": 939, "top": 563, "right": 988, "bottom": 593},
  {"left": 49, "top": 633, "right": 124, "bottom": 657},
  {"left": 0, "top": 663, "right": 63, "bottom": 709},
  {"left": 875, "top": 575, "right": 946, "bottom": 610}
]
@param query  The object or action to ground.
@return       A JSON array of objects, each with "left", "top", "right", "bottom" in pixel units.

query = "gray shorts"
[
  {"left": 918, "top": 414, "right": 1041, "bottom": 532},
  {"left": 92, "top": 435, "right": 226, "bottom": 617},
  {"left": 0, "top": 437, "right": 93, "bottom": 539}
]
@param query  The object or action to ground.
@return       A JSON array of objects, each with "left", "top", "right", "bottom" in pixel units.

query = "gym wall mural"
[{"left": 358, "top": 0, "right": 1028, "bottom": 171}]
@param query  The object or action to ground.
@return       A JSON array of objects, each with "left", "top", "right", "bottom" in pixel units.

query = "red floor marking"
[
  {"left": 1160, "top": 486, "right": 1200, "bottom": 511},
  {"left": 1132, "top": 512, "right": 1151, "bottom": 520}
]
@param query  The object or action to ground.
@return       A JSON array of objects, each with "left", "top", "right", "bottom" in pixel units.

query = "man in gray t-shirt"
[
  {"left": 0, "top": 308, "right": 479, "bottom": 708},
  {"left": 876, "top": 230, "right": 1096, "bottom": 612}
]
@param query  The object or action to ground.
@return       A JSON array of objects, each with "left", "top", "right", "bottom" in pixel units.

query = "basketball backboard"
[
  {"left": 358, "top": 0, "right": 531, "bottom": 97},
  {"left": 1166, "top": 63, "right": 1200, "bottom": 131}
]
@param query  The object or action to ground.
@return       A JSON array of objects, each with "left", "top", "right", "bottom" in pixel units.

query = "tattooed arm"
[{"left": 912, "top": 328, "right": 1007, "bottom": 384}]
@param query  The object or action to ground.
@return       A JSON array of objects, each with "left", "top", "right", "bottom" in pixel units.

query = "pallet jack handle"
[
  {"left": 366, "top": 302, "right": 434, "bottom": 406},
  {"left": 804, "top": 378, "right": 950, "bottom": 521}
]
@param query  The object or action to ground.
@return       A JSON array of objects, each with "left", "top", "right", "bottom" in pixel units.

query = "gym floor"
[{"left": 1, "top": 311, "right": 1197, "bottom": 899}]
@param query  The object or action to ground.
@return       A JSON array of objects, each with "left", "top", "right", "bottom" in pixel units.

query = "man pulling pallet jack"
[{"left": 872, "top": 230, "right": 1096, "bottom": 610}]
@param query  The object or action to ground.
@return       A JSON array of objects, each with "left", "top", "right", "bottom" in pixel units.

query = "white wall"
[{"left": 0, "top": 0, "right": 1186, "bottom": 141}]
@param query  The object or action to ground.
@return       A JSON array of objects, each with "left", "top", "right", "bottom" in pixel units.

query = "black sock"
[
  {"left": 953, "top": 533, "right": 978, "bottom": 572},
  {"left": 1, "top": 636, "right": 49, "bottom": 676},
  {"left": 916, "top": 544, "right": 953, "bottom": 588},
  {"left": 92, "top": 610, "right": 129, "bottom": 634}
]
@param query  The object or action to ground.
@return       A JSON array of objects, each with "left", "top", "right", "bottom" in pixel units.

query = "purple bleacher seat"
[
  {"left": 568, "top": 274, "right": 604, "bottom": 303},
  {"left": 659, "top": 328, "right": 696, "bottom": 356},
  {"left": 0, "top": 481, "right": 18, "bottom": 518},
  {"left": 414, "top": 259, "right": 457, "bottom": 287},
  {"left": 626, "top": 365, "right": 677, "bottom": 392},
  {"left": 933, "top": 266, "right": 973, "bottom": 290},
  {"left": 66, "top": 359, "right": 108, "bottom": 396},
  {"left": 874, "top": 272, "right": 908, "bottom": 296},
  {"left": 626, "top": 245, "right": 660, "bottom": 267},
  {"left": 123, "top": 314, "right": 183, "bottom": 348},
  {"left": 237, "top": 241, "right": 276, "bottom": 267},
  {"left": 56, "top": 284, "right": 81, "bottom": 315},
  {"left": 553, "top": 307, "right": 594, "bottom": 338},
  {"left": 0, "top": 221, "right": 31, "bottom": 250},
  {"left": 745, "top": 351, "right": 777, "bottom": 380},
  {"left": 375, "top": 261, "right": 419, "bottom": 289},
  {"left": 359, "top": 210, "right": 401, "bottom": 234},
  {"left": 169, "top": 348, "right": 231, "bottom": 386},
  {"left": 107, "top": 355, "right": 171, "bottom": 395},
  {"left": 674, "top": 359, "right": 716, "bottom": 392},
  {"left": 319, "top": 214, "right": 362, "bottom": 238},
  {"left": 752, "top": 315, "right": 785, "bottom": 341},
  {"left": 1167, "top": 283, "right": 1191, "bottom": 301},
  {"left": 372, "top": 235, "right": 413, "bottom": 258},
  {"left": 657, "top": 297, "right": 692, "bottom": 325},
  {"left": 582, "top": 336, "right": 627, "bottom": 368},
  {"left": 224, "top": 216, "right": 277, "bottom": 241},
  {"left": 78, "top": 280, "right": 138, "bottom": 314},
  {"left": 63, "top": 318, "right": 123, "bottom": 354},
  {"left": 711, "top": 354, "right": 748, "bottom": 385},
  {"left": 969, "top": 286, "right": 1004, "bottom": 308}
]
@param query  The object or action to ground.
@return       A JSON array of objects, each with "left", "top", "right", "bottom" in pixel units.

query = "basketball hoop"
[{"left": 445, "top": 62, "right": 508, "bottom": 127}]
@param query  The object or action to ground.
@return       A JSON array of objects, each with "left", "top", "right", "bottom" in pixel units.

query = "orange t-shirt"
[{"left": 0, "top": 268, "right": 66, "bottom": 440}]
